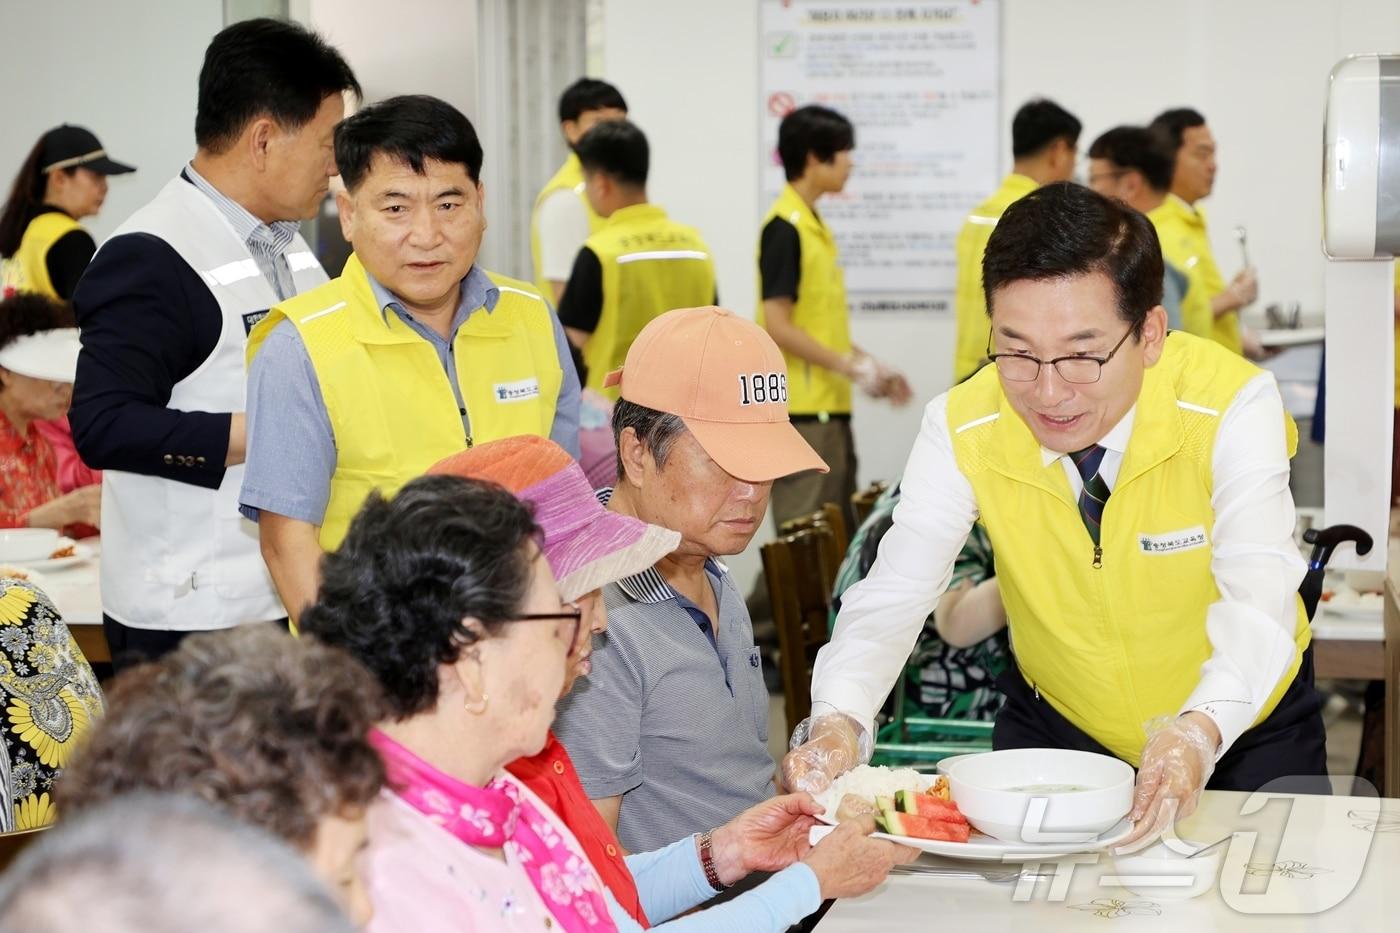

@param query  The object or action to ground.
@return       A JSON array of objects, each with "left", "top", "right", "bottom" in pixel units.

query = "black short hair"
[
  {"left": 335, "top": 94, "right": 485, "bottom": 192},
  {"left": 982, "top": 182, "right": 1164, "bottom": 336},
  {"left": 0, "top": 292, "right": 73, "bottom": 351},
  {"left": 558, "top": 78, "right": 628, "bottom": 123},
  {"left": 612, "top": 399, "right": 687, "bottom": 478},
  {"left": 300, "top": 475, "right": 539, "bottom": 719},
  {"left": 195, "top": 18, "right": 359, "bottom": 153},
  {"left": 1088, "top": 125, "right": 1174, "bottom": 192},
  {"left": 777, "top": 105, "right": 855, "bottom": 182},
  {"left": 576, "top": 120, "right": 648, "bottom": 188},
  {"left": 1011, "top": 98, "right": 1082, "bottom": 159},
  {"left": 1149, "top": 108, "right": 1207, "bottom": 152}
]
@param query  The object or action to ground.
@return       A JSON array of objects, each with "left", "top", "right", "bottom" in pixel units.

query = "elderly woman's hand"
[
  {"left": 801, "top": 819, "right": 919, "bottom": 899},
  {"left": 26, "top": 485, "right": 100, "bottom": 531},
  {"left": 707, "top": 793, "right": 824, "bottom": 885}
]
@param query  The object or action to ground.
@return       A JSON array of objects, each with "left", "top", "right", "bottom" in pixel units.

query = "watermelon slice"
[
  {"left": 876, "top": 811, "right": 972, "bottom": 843},
  {"left": 894, "top": 790, "right": 965, "bottom": 822}
]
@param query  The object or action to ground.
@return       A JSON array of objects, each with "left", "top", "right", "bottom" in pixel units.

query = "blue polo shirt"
[{"left": 239, "top": 265, "right": 581, "bottom": 524}]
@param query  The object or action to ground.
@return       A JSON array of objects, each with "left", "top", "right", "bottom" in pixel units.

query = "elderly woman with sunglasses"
[{"left": 303, "top": 464, "right": 913, "bottom": 933}]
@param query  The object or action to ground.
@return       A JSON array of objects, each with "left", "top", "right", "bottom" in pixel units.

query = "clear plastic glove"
[
  {"left": 781, "top": 712, "right": 872, "bottom": 795},
  {"left": 1227, "top": 267, "right": 1259, "bottom": 308},
  {"left": 1114, "top": 714, "right": 1218, "bottom": 854},
  {"left": 844, "top": 352, "right": 884, "bottom": 397}
]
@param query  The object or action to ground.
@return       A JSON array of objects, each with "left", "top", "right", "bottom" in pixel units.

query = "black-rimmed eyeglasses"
[
  {"left": 985, "top": 327, "right": 1135, "bottom": 385},
  {"left": 516, "top": 606, "right": 585, "bottom": 658}
]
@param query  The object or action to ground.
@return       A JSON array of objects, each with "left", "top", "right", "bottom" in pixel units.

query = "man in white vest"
[{"left": 70, "top": 18, "right": 360, "bottom": 670}]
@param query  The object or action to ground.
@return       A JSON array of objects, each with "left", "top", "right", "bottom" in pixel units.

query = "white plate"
[
  {"left": 7, "top": 544, "right": 94, "bottom": 573},
  {"left": 1320, "top": 603, "right": 1383, "bottom": 620},
  {"left": 1257, "top": 326, "right": 1324, "bottom": 348},
  {"left": 811, "top": 816, "right": 1134, "bottom": 862}
]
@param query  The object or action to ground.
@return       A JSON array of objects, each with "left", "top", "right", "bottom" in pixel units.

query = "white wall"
[
  {"left": 0, "top": 0, "right": 224, "bottom": 244},
  {"left": 305, "top": 0, "right": 477, "bottom": 119},
  {"left": 602, "top": 0, "right": 1400, "bottom": 587}
]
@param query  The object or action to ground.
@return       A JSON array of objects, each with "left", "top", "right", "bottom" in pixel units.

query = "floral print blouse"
[{"left": 0, "top": 579, "right": 104, "bottom": 831}]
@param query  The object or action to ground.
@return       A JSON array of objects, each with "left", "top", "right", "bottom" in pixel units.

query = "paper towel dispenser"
[{"left": 1324, "top": 54, "right": 1400, "bottom": 258}]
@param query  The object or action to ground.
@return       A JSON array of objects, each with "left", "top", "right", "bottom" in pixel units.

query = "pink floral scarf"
[{"left": 370, "top": 730, "right": 616, "bottom": 933}]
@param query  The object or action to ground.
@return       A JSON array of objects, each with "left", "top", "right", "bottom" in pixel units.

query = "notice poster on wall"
[{"left": 759, "top": 0, "right": 1000, "bottom": 314}]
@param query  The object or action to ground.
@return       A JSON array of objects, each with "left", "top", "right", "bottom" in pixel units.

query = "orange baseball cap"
[{"left": 604, "top": 306, "right": 829, "bottom": 483}]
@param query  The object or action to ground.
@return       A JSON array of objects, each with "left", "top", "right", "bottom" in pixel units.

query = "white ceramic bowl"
[
  {"left": 945, "top": 748, "right": 1134, "bottom": 843},
  {"left": 0, "top": 529, "right": 59, "bottom": 562},
  {"left": 1111, "top": 839, "right": 1222, "bottom": 899}
]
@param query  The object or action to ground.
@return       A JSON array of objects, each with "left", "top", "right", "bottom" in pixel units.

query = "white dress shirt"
[
  {"left": 811, "top": 372, "right": 1305, "bottom": 760},
  {"left": 537, "top": 188, "right": 592, "bottom": 282}
]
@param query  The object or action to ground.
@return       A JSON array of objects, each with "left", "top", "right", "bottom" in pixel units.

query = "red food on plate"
[{"left": 877, "top": 811, "right": 972, "bottom": 843}]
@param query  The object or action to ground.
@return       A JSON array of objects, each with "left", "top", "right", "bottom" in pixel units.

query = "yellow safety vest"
[
  {"left": 8, "top": 211, "right": 83, "bottom": 298},
  {"left": 755, "top": 184, "right": 853, "bottom": 416},
  {"left": 947, "top": 331, "right": 1308, "bottom": 764},
  {"left": 530, "top": 153, "right": 606, "bottom": 298},
  {"left": 951, "top": 174, "right": 1039, "bottom": 383},
  {"left": 583, "top": 203, "right": 715, "bottom": 397},
  {"left": 1147, "top": 200, "right": 1214, "bottom": 340},
  {"left": 248, "top": 254, "right": 563, "bottom": 550},
  {"left": 1150, "top": 195, "right": 1242, "bottom": 355}
]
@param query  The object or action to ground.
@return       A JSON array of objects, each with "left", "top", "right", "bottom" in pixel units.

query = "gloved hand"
[
  {"left": 1114, "top": 713, "right": 1218, "bottom": 854},
  {"left": 781, "top": 712, "right": 872, "bottom": 795},
  {"left": 844, "top": 352, "right": 884, "bottom": 397},
  {"left": 1226, "top": 267, "right": 1259, "bottom": 309}
]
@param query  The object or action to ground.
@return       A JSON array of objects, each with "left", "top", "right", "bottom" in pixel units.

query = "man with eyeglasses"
[{"left": 785, "top": 183, "right": 1325, "bottom": 852}]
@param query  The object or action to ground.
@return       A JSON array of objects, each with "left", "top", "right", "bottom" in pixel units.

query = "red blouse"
[
  {"left": 507, "top": 730, "right": 650, "bottom": 928},
  {"left": 0, "top": 410, "right": 62, "bottom": 528}
]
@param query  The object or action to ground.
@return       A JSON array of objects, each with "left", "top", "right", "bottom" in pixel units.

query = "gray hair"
[
  {"left": 612, "top": 398, "right": 688, "bottom": 478},
  {"left": 0, "top": 793, "right": 355, "bottom": 933}
]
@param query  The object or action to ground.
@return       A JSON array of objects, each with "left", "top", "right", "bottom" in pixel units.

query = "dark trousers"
[
  {"left": 103, "top": 615, "right": 290, "bottom": 674},
  {"left": 993, "top": 647, "right": 1330, "bottom": 794}
]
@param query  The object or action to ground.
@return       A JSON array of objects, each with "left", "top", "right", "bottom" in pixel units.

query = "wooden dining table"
[{"left": 817, "top": 788, "right": 1400, "bottom": 930}]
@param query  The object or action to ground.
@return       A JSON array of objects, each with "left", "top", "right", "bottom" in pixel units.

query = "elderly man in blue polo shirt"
[{"left": 552, "top": 306, "right": 829, "bottom": 855}]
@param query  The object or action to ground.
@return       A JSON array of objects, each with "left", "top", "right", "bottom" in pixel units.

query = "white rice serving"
[{"left": 820, "top": 765, "right": 931, "bottom": 812}]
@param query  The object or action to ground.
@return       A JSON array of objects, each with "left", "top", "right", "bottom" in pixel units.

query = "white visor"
[{"left": 0, "top": 329, "right": 81, "bottom": 383}]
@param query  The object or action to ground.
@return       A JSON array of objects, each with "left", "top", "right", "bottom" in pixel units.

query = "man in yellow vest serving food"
[
  {"left": 783, "top": 183, "right": 1326, "bottom": 851},
  {"left": 241, "top": 95, "right": 580, "bottom": 619},
  {"left": 556, "top": 119, "right": 716, "bottom": 394}
]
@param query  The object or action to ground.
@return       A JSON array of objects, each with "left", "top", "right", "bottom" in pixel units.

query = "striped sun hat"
[{"left": 428, "top": 436, "right": 680, "bottom": 602}]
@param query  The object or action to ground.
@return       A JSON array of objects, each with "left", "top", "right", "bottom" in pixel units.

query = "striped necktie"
[{"left": 1070, "top": 445, "right": 1111, "bottom": 545}]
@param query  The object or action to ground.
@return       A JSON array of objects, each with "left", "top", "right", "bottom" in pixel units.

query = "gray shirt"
[
  {"left": 552, "top": 548, "right": 776, "bottom": 854},
  {"left": 239, "top": 266, "right": 581, "bottom": 524}
]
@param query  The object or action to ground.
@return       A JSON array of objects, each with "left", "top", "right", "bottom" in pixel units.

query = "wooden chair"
[
  {"left": 850, "top": 481, "right": 889, "bottom": 529},
  {"left": 777, "top": 502, "right": 848, "bottom": 589},
  {"left": 762, "top": 526, "right": 839, "bottom": 736}
]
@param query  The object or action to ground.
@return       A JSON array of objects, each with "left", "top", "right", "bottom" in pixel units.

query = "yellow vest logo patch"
[
  {"left": 1138, "top": 526, "right": 1208, "bottom": 555},
  {"left": 494, "top": 377, "right": 542, "bottom": 403}
]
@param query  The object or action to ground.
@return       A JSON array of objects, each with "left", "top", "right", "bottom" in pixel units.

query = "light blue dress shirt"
[{"left": 239, "top": 265, "right": 581, "bottom": 524}]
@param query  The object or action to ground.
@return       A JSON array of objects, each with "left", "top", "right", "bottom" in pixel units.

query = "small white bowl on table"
[{"left": 0, "top": 529, "right": 60, "bottom": 563}]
